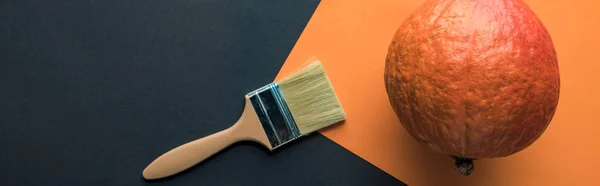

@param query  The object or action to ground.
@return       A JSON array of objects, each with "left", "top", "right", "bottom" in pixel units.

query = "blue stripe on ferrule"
[{"left": 246, "top": 82, "right": 301, "bottom": 149}]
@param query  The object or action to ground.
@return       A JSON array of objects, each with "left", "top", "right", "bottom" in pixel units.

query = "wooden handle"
[
  {"left": 142, "top": 126, "right": 238, "bottom": 180},
  {"left": 142, "top": 98, "right": 272, "bottom": 180}
]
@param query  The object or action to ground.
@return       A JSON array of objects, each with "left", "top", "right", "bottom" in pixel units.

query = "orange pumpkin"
[{"left": 384, "top": 0, "right": 560, "bottom": 175}]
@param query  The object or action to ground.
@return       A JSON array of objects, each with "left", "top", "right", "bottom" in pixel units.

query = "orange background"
[{"left": 275, "top": 0, "right": 600, "bottom": 185}]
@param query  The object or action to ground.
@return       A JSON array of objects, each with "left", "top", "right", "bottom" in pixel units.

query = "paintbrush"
[{"left": 142, "top": 58, "right": 346, "bottom": 180}]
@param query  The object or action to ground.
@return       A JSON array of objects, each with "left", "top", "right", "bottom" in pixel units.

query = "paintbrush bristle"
[{"left": 277, "top": 59, "right": 346, "bottom": 135}]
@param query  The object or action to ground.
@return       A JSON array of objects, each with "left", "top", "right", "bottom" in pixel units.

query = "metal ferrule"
[{"left": 246, "top": 82, "right": 301, "bottom": 149}]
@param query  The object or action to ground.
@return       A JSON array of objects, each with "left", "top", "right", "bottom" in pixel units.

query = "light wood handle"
[
  {"left": 142, "top": 97, "right": 272, "bottom": 180},
  {"left": 142, "top": 126, "right": 239, "bottom": 180}
]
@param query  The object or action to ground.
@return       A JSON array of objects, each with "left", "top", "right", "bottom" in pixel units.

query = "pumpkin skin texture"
[{"left": 384, "top": 0, "right": 560, "bottom": 175}]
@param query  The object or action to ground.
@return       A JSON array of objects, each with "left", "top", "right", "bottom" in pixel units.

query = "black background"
[{"left": 1, "top": 0, "right": 407, "bottom": 185}]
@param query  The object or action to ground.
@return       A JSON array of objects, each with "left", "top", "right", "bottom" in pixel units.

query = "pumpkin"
[{"left": 384, "top": 0, "right": 560, "bottom": 175}]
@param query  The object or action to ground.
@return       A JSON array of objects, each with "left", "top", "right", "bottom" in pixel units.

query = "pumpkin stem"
[{"left": 452, "top": 156, "right": 475, "bottom": 176}]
